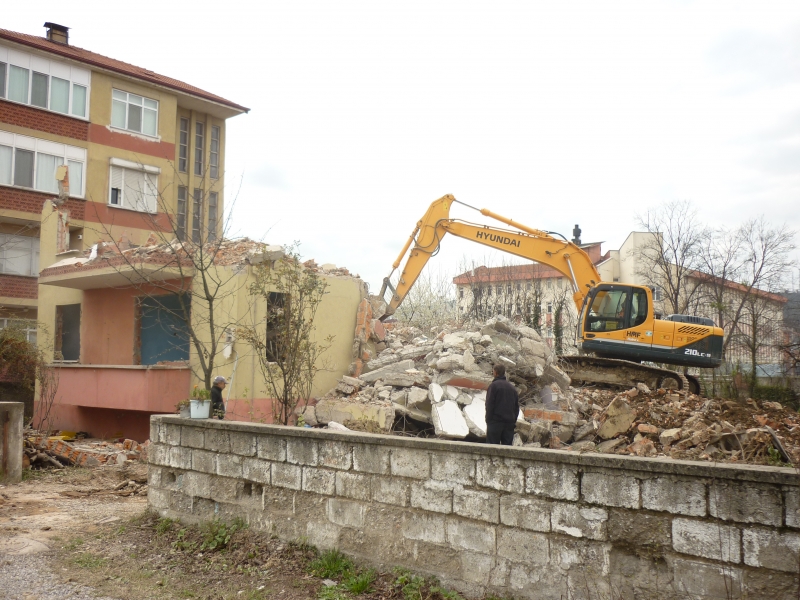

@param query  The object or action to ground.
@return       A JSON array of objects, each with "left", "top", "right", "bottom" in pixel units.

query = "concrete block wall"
[
  {"left": 0, "top": 402, "right": 24, "bottom": 483},
  {"left": 148, "top": 416, "right": 800, "bottom": 599}
]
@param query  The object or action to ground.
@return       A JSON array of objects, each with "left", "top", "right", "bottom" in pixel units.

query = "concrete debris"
[
  {"left": 597, "top": 397, "right": 636, "bottom": 440},
  {"left": 431, "top": 400, "right": 470, "bottom": 439}
]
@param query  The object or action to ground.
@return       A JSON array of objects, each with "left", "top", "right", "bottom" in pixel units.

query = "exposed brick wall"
[
  {"left": 0, "top": 186, "right": 85, "bottom": 219},
  {"left": 0, "top": 274, "right": 38, "bottom": 299},
  {"left": 150, "top": 418, "right": 800, "bottom": 600},
  {"left": 0, "top": 100, "right": 89, "bottom": 141}
]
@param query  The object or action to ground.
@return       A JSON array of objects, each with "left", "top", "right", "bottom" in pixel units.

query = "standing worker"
[
  {"left": 211, "top": 375, "right": 228, "bottom": 419},
  {"left": 485, "top": 364, "right": 519, "bottom": 445}
]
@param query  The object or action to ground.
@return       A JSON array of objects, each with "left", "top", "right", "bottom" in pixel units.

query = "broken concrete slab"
[
  {"left": 314, "top": 398, "right": 395, "bottom": 431},
  {"left": 436, "top": 354, "right": 465, "bottom": 371},
  {"left": 428, "top": 383, "right": 445, "bottom": 403},
  {"left": 431, "top": 400, "right": 470, "bottom": 439},
  {"left": 407, "top": 387, "right": 430, "bottom": 408},
  {"left": 393, "top": 402, "right": 433, "bottom": 424},
  {"left": 597, "top": 397, "right": 635, "bottom": 440},
  {"left": 360, "top": 359, "right": 415, "bottom": 383},
  {"left": 462, "top": 398, "right": 487, "bottom": 438}
]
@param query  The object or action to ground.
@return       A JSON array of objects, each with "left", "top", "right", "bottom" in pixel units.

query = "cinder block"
[
  {"left": 551, "top": 503, "right": 608, "bottom": 540},
  {"left": 550, "top": 537, "right": 610, "bottom": 576},
  {"left": 446, "top": 517, "right": 496, "bottom": 554},
  {"left": 149, "top": 421, "right": 159, "bottom": 445},
  {"left": 403, "top": 512, "right": 446, "bottom": 544},
  {"left": 230, "top": 432, "right": 257, "bottom": 456},
  {"left": 303, "top": 467, "right": 336, "bottom": 495},
  {"left": 204, "top": 429, "right": 230, "bottom": 453},
  {"left": 287, "top": 438, "right": 318, "bottom": 466},
  {"left": 326, "top": 498, "right": 365, "bottom": 528},
  {"left": 336, "top": 472, "right": 371, "bottom": 500},
  {"left": 607, "top": 509, "right": 671, "bottom": 549},
  {"left": 192, "top": 449, "right": 217, "bottom": 474},
  {"left": 672, "top": 517, "right": 741, "bottom": 563},
  {"left": 526, "top": 462, "right": 580, "bottom": 501},
  {"left": 641, "top": 476, "right": 706, "bottom": 516},
  {"left": 410, "top": 480, "right": 453, "bottom": 514},
  {"left": 453, "top": 488, "right": 499, "bottom": 523},
  {"left": 582, "top": 471, "right": 639, "bottom": 509},
  {"left": 305, "top": 520, "right": 342, "bottom": 550},
  {"left": 673, "top": 559, "right": 742, "bottom": 599},
  {"left": 431, "top": 453, "right": 476, "bottom": 485},
  {"left": 242, "top": 457, "right": 272, "bottom": 484},
  {"left": 181, "top": 472, "right": 212, "bottom": 497},
  {"left": 743, "top": 527, "right": 800, "bottom": 573},
  {"left": 391, "top": 447, "right": 430, "bottom": 479},
  {"left": 318, "top": 440, "right": 352, "bottom": 470},
  {"left": 709, "top": 481, "right": 782, "bottom": 526},
  {"left": 352, "top": 444, "right": 391, "bottom": 474},
  {"left": 148, "top": 487, "right": 170, "bottom": 510},
  {"left": 496, "top": 527, "right": 549, "bottom": 564},
  {"left": 167, "top": 446, "right": 192, "bottom": 470},
  {"left": 164, "top": 423, "right": 181, "bottom": 446},
  {"left": 271, "top": 463, "right": 302, "bottom": 490},
  {"left": 257, "top": 436, "right": 286, "bottom": 461},
  {"left": 372, "top": 477, "right": 410, "bottom": 507},
  {"left": 458, "top": 551, "right": 496, "bottom": 585},
  {"left": 148, "top": 444, "right": 168, "bottom": 466},
  {"left": 475, "top": 457, "right": 524, "bottom": 493},
  {"left": 216, "top": 453, "right": 243, "bottom": 478},
  {"left": 499, "top": 495, "right": 551, "bottom": 532},
  {"left": 786, "top": 487, "right": 800, "bottom": 529},
  {"left": 181, "top": 426, "right": 204, "bottom": 449}
]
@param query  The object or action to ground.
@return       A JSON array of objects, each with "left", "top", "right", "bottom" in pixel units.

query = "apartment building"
[{"left": 0, "top": 22, "right": 247, "bottom": 349}]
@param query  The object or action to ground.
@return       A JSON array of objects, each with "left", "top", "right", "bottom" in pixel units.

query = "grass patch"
[
  {"left": 156, "top": 516, "right": 175, "bottom": 535},
  {"left": 342, "top": 569, "right": 376, "bottom": 594},
  {"left": 73, "top": 552, "right": 107, "bottom": 569},
  {"left": 64, "top": 537, "right": 84, "bottom": 551},
  {"left": 309, "top": 548, "right": 354, "bottom": 579},
  {"left": 200, "top": 517, "right": 246, "bottom": 551}
]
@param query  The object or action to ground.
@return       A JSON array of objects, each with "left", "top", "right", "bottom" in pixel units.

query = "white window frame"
[
  {"left": 0, "top": 44, "right": 90, "bottom": 120},
  {"left": 110, "top": 89, "right": 159, "bottom": 138},
  {"left": 107, "top": 158, "right": 160, "bottom": 214},
  {"left": 0, "top": 318, "right": 37, "bottom": 344},
  {"left": 0, "top": 233, "right": 40, "bottom": 277},
  {"left": 0, "top": 130, "right": 86, "bottom": 197}
]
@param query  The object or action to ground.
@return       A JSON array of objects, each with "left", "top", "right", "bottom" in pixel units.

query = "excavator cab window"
[
  {"left": 584, "top": 286, "right": 630, "bottom": 332},
  {"left": 630, "top": 288, "right": 648, "bottom": 327}
]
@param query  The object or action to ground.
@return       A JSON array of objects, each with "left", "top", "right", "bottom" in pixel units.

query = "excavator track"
[{"left": 560, "top": 355, "right": 701, "bottom": 394}]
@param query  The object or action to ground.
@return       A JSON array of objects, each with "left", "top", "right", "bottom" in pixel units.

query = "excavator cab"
[{"left": 580, "top": 284, "right": 655, "bottom": 359}]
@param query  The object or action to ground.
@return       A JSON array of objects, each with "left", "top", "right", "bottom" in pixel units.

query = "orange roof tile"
[{"left": 0, "top": 28, "right": 248, "bottom": 113}]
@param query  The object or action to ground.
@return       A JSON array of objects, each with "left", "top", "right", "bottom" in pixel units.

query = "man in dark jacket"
[
  {"left": 211, "top": 375, "right": 227, "bottom": 419},
  {"left": 485, "top": 364, "right": 519, "bottom": 445}
]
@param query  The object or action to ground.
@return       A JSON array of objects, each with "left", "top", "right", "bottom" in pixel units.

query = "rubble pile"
[
  {"left": 308, "top": 305, "right": 799, "bottom": 467},
  {"left": 311, "top": 312, "right": 570, "bottom": 438},
  {"left": 24, "top": 432, "right": 148, "bottom": 470}
]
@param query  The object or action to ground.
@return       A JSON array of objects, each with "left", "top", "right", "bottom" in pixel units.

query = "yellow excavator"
[{"left": 377, "top": 195, "right": 724, "bottom": 394}]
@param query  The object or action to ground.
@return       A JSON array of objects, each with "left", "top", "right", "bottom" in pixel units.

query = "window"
[
  {"left": 192, "top": 188, "right": 202, "bottom": 243},
  {"left": 0, "top": 318, "right": 37, "bottom": 344},
  {"left": 55, "top": 304, "right": 80, "bottom": 361},
  {"left": 0, "top": 130, "right": 86, "bottom": 196},
  {"left": 194, "top": 122, "right": 205, "bottom": 175},
  {"left": 210, "top": 125, "right": 220, "bottom": 179},
  {"left": 584, "top": 286, "right": 631, "bottom": 332},
  {"left": 207, "top": 191, "right": 218, "bottom": 242},
  {"left": 459, "top": 287, "right": 464, "bottom": 299},
  {"left": 138, "top": 294, "right": 190, "bottom": 365},
  {"left": 547, "top": 303, "right": 552, "bottom": 314},
  {"left": 0, "top": 45, "right": 90, "bottom": 118},
  {"left": 108, "top": 160, "right": 159, "bottom": 213},
  {"left": 653, "top": 286, "right": 663, "bottom": 302},
  {"left": 178, "top": 118, "right": 189, "bottom": 173},
  {"left": 111, "top": 90, "right": 158, "bottom": 136},
  {"left": 496, "top": 285, "right": 501, "bottom": 296},
  {"left": 177, "top": 186, "right": 187, "bottom": 241},
  {"left": 266, "top": 292, "right": 288, "bottom": 361},
  {"left": 0, "top": 234, "right": 39, "bottom": 276}
]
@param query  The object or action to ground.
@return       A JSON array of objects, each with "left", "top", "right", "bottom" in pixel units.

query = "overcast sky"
[{"left": 8, "top": 2, "right": 800, "bottom": 290}]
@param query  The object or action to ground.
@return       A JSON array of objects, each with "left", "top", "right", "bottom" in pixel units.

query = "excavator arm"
[{"left": 378, "top": 194, "right": 602, "bottom": 319}]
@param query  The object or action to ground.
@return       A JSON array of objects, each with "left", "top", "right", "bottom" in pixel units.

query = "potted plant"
[
  {"left": 176, "top": 399, "right": 191, "bottom": 418},
  {"left": 189, "top": 385, "right": 212, "bottom": 419}
]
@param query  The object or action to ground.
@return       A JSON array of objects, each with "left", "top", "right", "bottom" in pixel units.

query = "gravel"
[{"left": 0, "top": 553, "right": 120, "bottom": 600}]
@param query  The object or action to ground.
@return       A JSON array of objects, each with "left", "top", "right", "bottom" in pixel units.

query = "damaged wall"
[{"left": 148, "top": 416, "right": 800, "bottom": 600}]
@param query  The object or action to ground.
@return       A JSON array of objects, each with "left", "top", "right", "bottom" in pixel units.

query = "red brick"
[
  {"left": 0, "top": 274, "right": 38, "bottom": 299},
  {"left": 0, "top": 100, "right": 89, "bottom": 141},
  {"left": 0, "top": 186, "right": 85, "bottom": 219}
]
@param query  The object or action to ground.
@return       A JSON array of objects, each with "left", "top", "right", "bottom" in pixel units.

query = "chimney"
[
  {"left": 44, "top": 22, "right": 69, "bottom": 45},
  {"left": 572, "top": 224, "right": 582, "bottom": 246}
]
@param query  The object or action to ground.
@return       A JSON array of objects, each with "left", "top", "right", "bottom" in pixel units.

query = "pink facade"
[{"left": 39, "top": 365, "right": 190, "bottom": 441}]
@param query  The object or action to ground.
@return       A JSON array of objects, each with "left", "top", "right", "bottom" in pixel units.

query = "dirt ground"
[{"left": 0, "top": 465, "right": 477, "bottom": 600}]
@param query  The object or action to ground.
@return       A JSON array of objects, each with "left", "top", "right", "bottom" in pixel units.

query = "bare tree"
[
  {"left": 84, "top": 161, "right": 252, "bottom": 392},
  {"left": 394, "top": 268, "right": 457, "bottom": 332},
  {"left": 238, "top": 246, "right": 334, "bottom": 425},
  {"left": 634, "top": 200, "right": 708, "bottom": 315}
]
